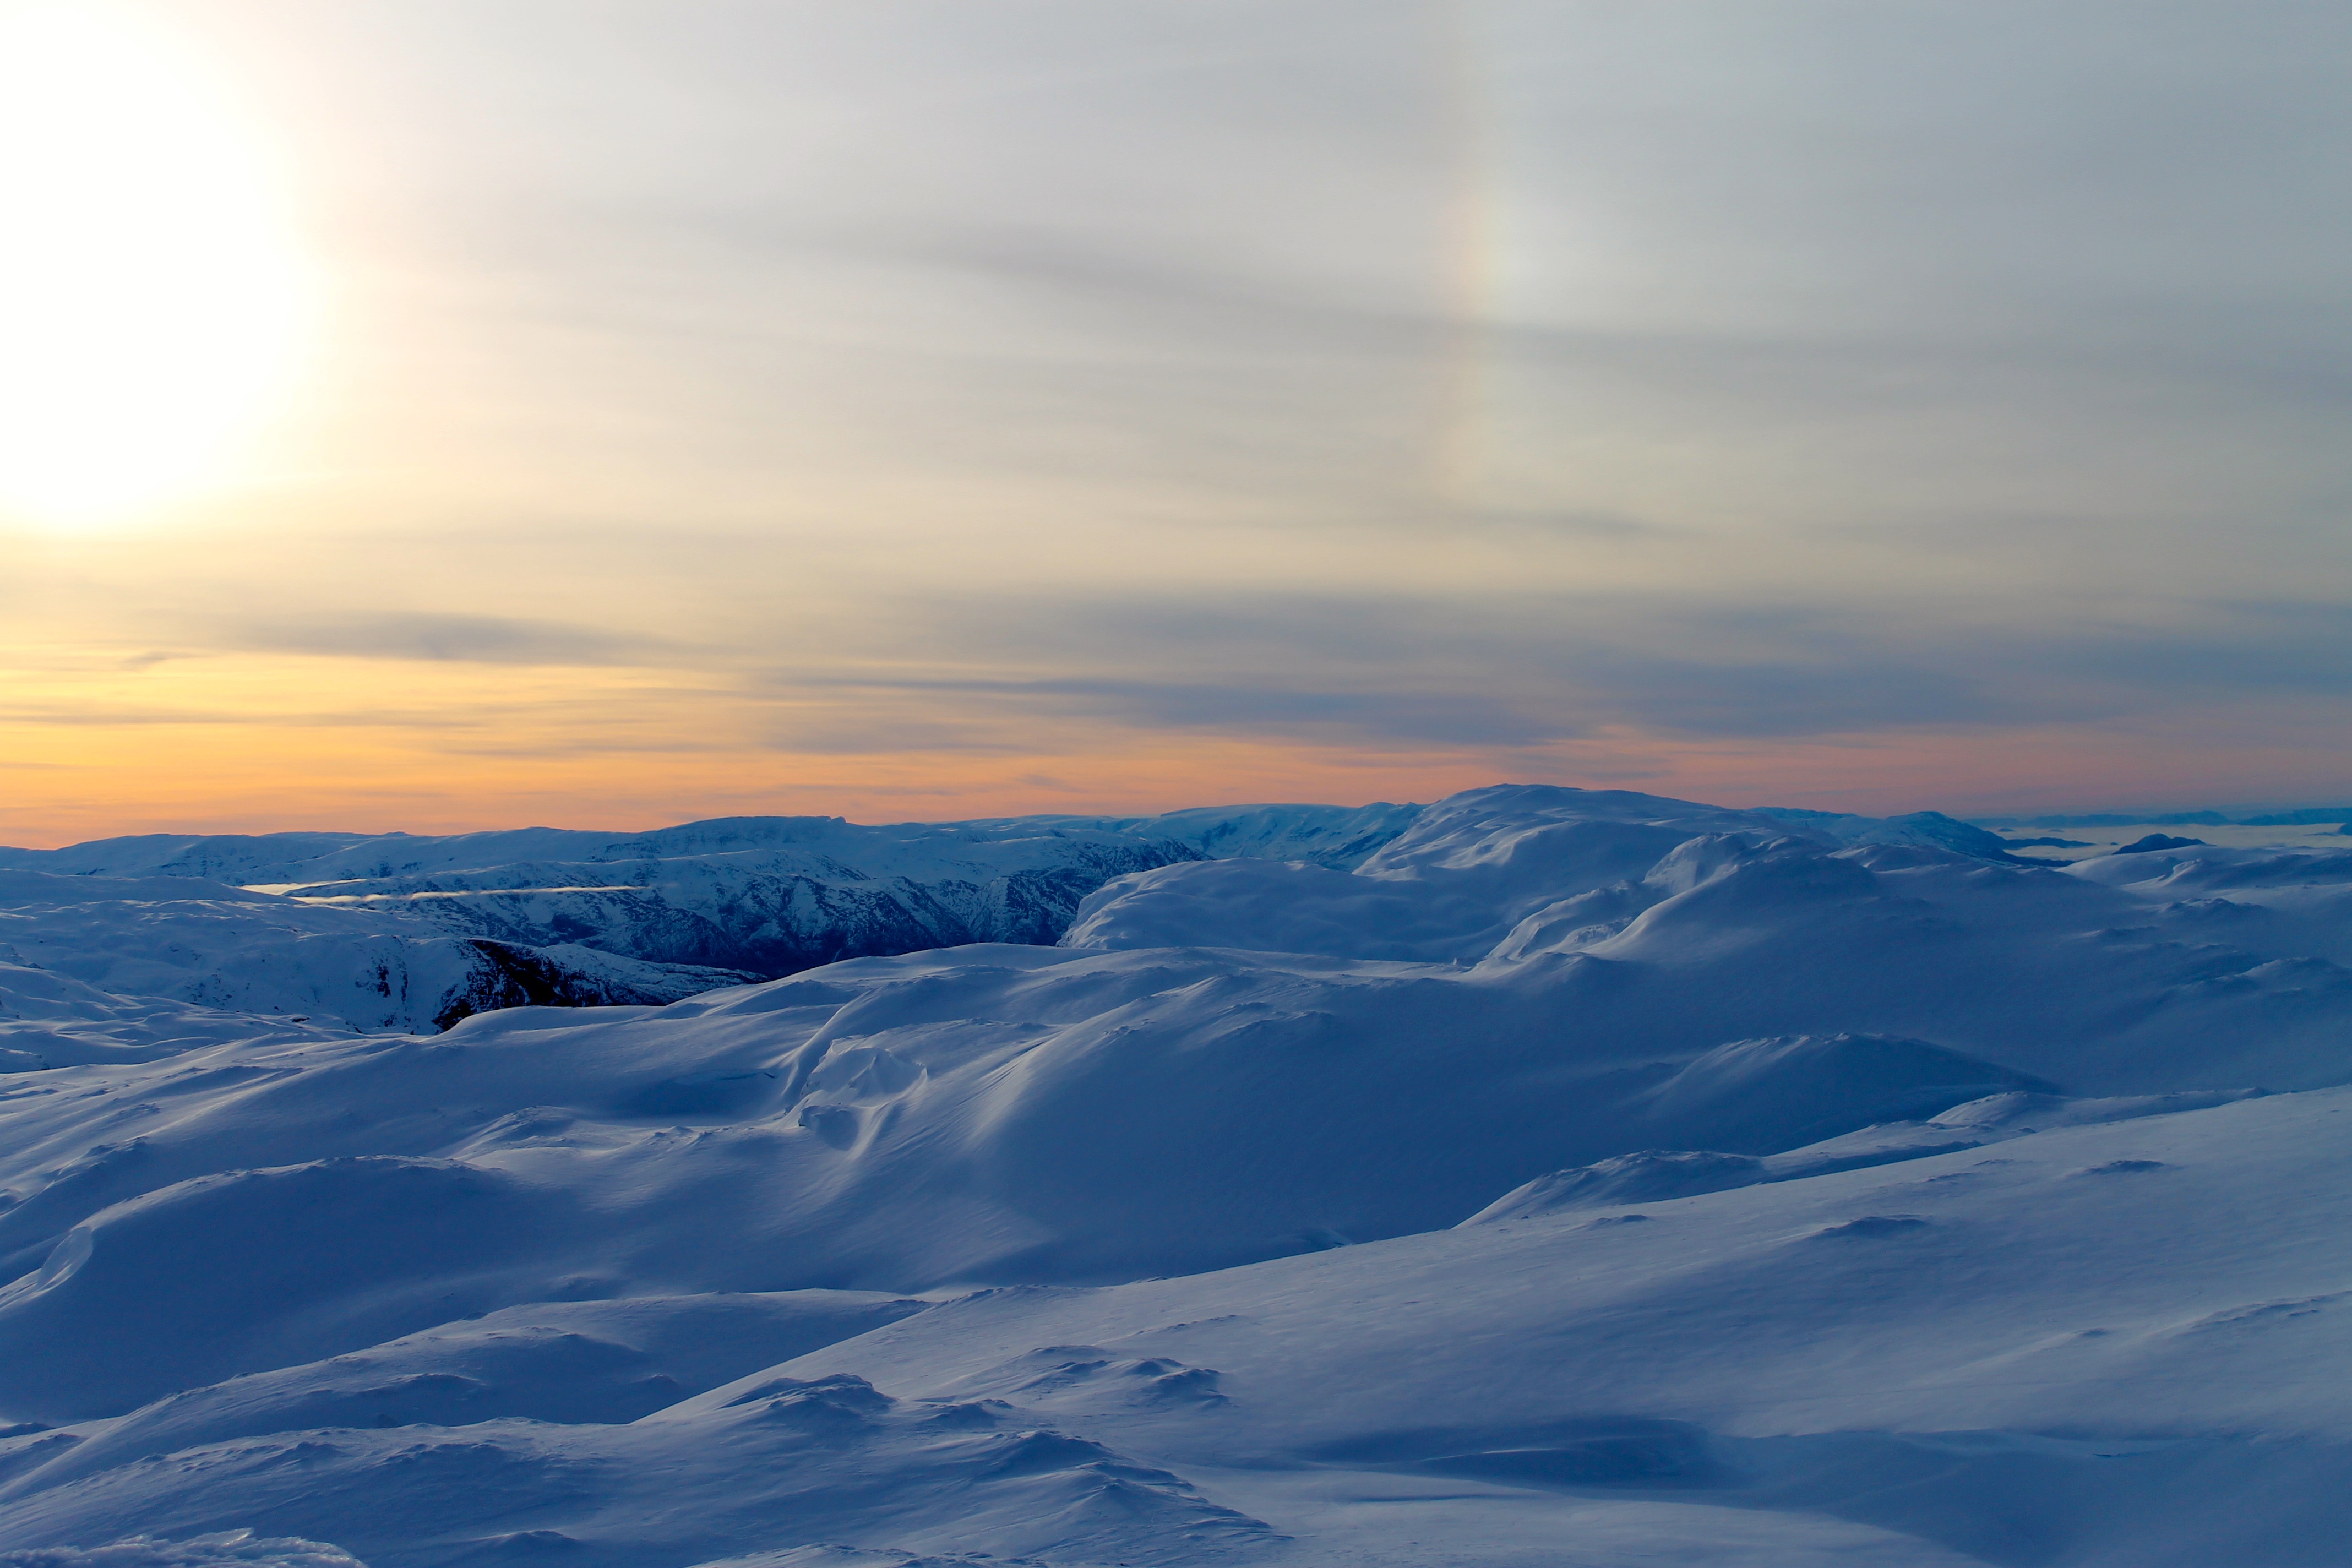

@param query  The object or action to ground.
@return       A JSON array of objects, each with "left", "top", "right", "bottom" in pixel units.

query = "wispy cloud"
[
  {"left": 767, "top": 591, "right": 2352, "bottom": 748},
  {"left": 222, "top": 614, "right": 694, "bottom": 667}
]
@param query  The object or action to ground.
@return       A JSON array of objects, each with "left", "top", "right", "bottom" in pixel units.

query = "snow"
[
  {"left": 4, "top": 1292, "right": 931, "bottom": 1497},
  {"left": 1, "top": 783, "right": 2350, "bottom": 1563},
  {"left": 0, "top": 866, "right": 760, "bottom": 1035},
  {"left": 0, "top": 1533, "right": 364, "bottom": 1567},
  {"left": 0, "top": 808, "right": 1422, "bottom": 1032},
  {"left": 1003, "top": 802, "right": 1426, "bottom": 869},
  {"left": 0, "top": 959, "right": 341, "bottom": 1073}
]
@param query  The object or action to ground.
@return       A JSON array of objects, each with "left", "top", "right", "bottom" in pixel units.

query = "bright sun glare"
[{"left": 0, "top": 1, "right": 311, "bottom": 527}]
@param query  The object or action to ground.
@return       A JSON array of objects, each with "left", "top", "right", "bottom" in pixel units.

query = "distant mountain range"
[
  {"left": 7, "top": 795, "right": 2324, "bottom": 1040},
  {"left": 0, "top": 805, "right": 1421, "bottom": 1035},
  {"left": 1968, "top": 805, "right": 2352, "bottom": 827}
]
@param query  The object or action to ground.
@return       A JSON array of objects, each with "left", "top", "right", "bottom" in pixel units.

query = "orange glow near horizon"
[{"left": 5, "top": 656, "right": 2346, "bottom": 848}]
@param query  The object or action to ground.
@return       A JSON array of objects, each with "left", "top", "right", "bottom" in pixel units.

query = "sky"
[{"left": 3, "top": 0, "right": 2350, "bottom": 845}]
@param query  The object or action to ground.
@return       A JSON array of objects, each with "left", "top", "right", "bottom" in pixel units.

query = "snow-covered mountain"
[
  {"left": 0, "top": 868, "right": 758, "bottom": 1041},
  {"left": 2, "top": 783, "right": 2349, "bottom": 1564},
  {"left": 0, "top": 806, "right": 1424, "bottom": 1033}
]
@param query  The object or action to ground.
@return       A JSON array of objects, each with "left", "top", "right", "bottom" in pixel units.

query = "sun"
[{"left": 0, "top": 1, "right": 313, "bottom": 527}]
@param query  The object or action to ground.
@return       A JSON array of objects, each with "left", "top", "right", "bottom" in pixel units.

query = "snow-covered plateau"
[{"left": 2, "top": 784, "right": 2349, "bottom": 1565}]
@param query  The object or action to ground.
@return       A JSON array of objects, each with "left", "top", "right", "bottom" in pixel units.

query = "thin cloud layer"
[
  {"left": 1, "top": 1, "right": 2347, "bottom": 837},
  {"left": 227, "top": 614, "right": 687, "bottom": 666},
  {"left": 771, "top": 592, "right": 2352, "bottom": 750}
]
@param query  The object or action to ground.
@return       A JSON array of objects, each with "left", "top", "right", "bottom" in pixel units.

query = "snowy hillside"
[
  {"left": 0, "top": 806, "right": 1428, "bottom": 1032},
  {"left": 0, "top": 869, "right": 758, "bottom": 1036},
  {"left": 2, "top": 784, "right": 2350, "bottom": 1563}
]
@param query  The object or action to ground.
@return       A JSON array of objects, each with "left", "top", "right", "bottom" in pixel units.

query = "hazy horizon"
[{"left": 8, "top": 781, "right": 2352, "bottom": 853}]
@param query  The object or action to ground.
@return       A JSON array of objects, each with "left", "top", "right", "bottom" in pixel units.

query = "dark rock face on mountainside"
[
  {"left": 433, "top": 939, "right": 764, "bottom": 1030},
  {"left": 310, "top": 835, "right": 1205, "bottom": 978}
]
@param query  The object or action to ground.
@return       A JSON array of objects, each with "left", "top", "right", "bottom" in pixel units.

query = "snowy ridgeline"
[
  {"left": 3, "top": 785, "right": 2352, "bottom": 1564},
  {"left": 0, "top": 801, "right": 2010, "bottom": 1042},
  {"left": 0, "top": 804, "right": 1425, "bottom": 1042}
]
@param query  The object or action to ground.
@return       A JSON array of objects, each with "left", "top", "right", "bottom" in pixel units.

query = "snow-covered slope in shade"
[
  {"left": 2, "top": 1291, "right": 932, "bottom": 1494},
  {"left": 754, "top": 1087, "right": 2352, "bottom": 1567},
  {"left": 0, "top": 1534, "right": 367, "bottom": 1567},
  {"left": 0, "top": 960, "right": 343, "bottom": 1074},
  {"left": 4, "top": 1090, "right": 2348, "bottom": 1564},
  {"left": 3, "top": 785, "right": 2351, "bottom": 1564},
  {"left": 0, "top": 982, "right": 2072, "bottom": 1427}
]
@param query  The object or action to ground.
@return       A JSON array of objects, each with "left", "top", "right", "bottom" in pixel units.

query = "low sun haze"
[{"left": 4, "top": 1, "right": 2350, "bottom": 843}]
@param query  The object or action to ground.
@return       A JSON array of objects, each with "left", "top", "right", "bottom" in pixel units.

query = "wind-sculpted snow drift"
[{"left": 3, "top": 785, "right": 2351, "bottom": 1564}]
